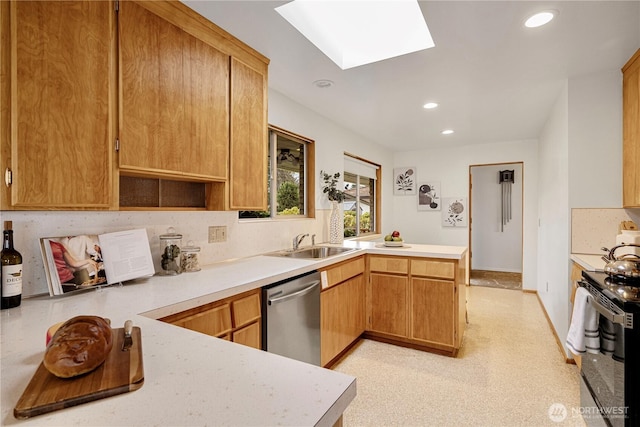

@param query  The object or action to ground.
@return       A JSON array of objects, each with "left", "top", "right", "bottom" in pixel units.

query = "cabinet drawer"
[
  {"left": 174, "top": 303, "right": 232, "bottom": 337},
  {"left": 232, "top": 291, "right": 261, "bottom": 327},
  {"left": 232, "top": 321, "right": 261, "bottom": 349},
  {"left": 369, "top": 256, "right": 408, "bottom": 274},
  {"left": 411, "top": 259, "right": 455, "bottom": 279},
  {"left": 322, "top": 256, "right": 365, "bottom": 289}
]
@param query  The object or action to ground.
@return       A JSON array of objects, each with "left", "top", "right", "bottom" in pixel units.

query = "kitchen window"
[
  {"left": 239, "top": 126, "right": 314, "bottom": 219},
  {"left": 343, "top": 155, "right": 380, "bottom": 237}
]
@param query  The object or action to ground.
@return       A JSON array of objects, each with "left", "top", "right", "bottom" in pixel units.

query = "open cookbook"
[{"left": 40, "top": 229, "right": 155, "bottom": 296}]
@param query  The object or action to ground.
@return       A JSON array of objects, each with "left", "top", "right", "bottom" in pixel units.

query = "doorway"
[{"left": 469, "top": 163, "right": 523, "bottom": 290}]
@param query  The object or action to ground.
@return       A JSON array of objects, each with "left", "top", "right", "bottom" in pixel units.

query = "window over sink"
[{"left": 239, "top": 126, "right": 315, "bottom": 219}]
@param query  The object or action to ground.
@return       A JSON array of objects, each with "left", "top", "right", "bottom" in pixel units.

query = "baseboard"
[{"left": 529, "top": 290, "right": 572, "bottom": 363}]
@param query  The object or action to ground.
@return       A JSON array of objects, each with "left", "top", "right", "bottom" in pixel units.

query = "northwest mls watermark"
[{"left": 548, "top": 403, "right": 629, "bottom": 423}]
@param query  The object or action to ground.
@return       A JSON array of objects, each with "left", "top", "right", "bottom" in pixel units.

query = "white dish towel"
[{"left": 566, "top": 287, "right": 600, "bottom": 356}]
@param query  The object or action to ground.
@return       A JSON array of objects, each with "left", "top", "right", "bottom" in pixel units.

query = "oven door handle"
[{"left": 589, "top": 297, "right": 626, "bottom": 326}]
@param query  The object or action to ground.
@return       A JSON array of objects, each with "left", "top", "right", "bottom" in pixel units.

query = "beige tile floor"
[{"left": 333, "top": 286, "right": 586, "bottom": 427}]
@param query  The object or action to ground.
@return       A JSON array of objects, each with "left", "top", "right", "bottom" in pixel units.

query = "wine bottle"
[{"left": 1, "top": 221, "right": 22, "bottom": 309}]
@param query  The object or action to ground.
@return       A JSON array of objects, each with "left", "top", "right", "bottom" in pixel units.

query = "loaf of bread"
[{"left": 43, "top": 315, "right": 113, "bottom": 378}]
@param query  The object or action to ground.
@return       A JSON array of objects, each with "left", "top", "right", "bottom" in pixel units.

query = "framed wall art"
[
  {"left": 417, "top": 182, "right": 441, "bottom": 211},
  {"left": 394, "top": 167, "right": 416, "bottom": 195},
  {"left": 442, "top": 197, "right": 468, "bottom": 227}
]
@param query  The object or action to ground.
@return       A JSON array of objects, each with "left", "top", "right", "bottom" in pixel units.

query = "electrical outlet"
[{"left": 208, "top": 226, "right": 227, "bottom": 243}]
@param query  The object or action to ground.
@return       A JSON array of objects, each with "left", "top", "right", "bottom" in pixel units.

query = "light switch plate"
[{"left": 208, "top": 226, "right": 227, "bottom": 243}]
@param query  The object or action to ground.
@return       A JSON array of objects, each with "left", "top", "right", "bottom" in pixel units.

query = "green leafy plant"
[
  {"left": 321, "top": 171, "right": 345, "bottom": 202},
  {"left": 277, "top": 181, "right": 300, "bottom": 211},
  {"left": 280, "top": 206, "right": 300, "bottom": 215}
]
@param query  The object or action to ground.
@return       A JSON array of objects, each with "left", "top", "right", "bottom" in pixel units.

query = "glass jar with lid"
[
  {"left": 180, "top": 241, "right": 201, "bottom": 273},
  {"left": 159, "top": 228, "right": 182, "bottom": 275}
]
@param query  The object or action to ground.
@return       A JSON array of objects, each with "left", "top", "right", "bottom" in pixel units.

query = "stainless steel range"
[{"left": 578, "top": 270, "right": 640, "bottom": 427}]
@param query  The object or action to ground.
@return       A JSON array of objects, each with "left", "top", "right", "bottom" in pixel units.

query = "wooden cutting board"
[{"left": 14, "top": 327, "right": 144, "bottom": 419}]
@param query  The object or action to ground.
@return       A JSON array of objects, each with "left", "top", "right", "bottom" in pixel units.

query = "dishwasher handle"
[{"left": 267, "top": 280, "right": 320, "bottom": 305}]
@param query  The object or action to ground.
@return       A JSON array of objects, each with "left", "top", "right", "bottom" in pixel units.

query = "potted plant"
[
  {"left": 321, "top": 171, "right": 345, "bottom": 202},
  {"left": 321, "top": 171, "right": 345, "bottom": 243}
]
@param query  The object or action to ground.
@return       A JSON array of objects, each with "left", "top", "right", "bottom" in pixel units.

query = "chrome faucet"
[{"left": 293, "top": 233, "right": 309, "bottom": 250}]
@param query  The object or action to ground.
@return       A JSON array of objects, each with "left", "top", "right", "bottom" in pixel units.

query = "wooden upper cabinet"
[
  {"left": 230, "top": 58, "right": 268, "bottom": 210},
  {"left": 119, "top": 1, "right": 229, "bottom": 181},
  {"left": 623, "top": 49, "right": 640, "bottom": 207},
  {"left": 2, "top": 1, "right": 116, "bottom": 209}
]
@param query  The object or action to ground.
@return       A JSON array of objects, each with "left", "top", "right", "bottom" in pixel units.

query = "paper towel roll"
[{"left": 615, "top": 231, "right": 640, "bottom": 256}]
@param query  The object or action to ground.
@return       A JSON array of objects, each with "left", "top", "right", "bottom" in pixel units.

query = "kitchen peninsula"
[{"left": 0, "top": 241, "right": 467, "bottom": 426}]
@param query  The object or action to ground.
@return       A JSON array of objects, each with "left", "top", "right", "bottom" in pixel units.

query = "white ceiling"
[{"left": 183, "top": 1, "right": 640, "bottom": 152}]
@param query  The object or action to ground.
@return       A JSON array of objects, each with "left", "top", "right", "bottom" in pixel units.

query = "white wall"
[
  {"left": 537, "top": 69, "right": 624, "bottom": 359},
  {"left": 268, "top": 90, "right": 394, "bottom": 217},
  {"left": 393, "top": 140, "right": 539, "bottom": 290},
  {"left": 568, "top": 70, "right": 623, "bottom": 208},
  {"left": 537, "top": 83, "right": 570, "bottom": 357},
  {"left": 2, "top": 89, "right": 393, "bottom": 298},
  {"left": 470, "top": 163, "right": 523, "bottom": 273}
]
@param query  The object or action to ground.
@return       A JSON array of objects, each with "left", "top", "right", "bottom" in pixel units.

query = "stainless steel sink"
[{"left": 267, "top": 246, "right": 355, "bottom": 259}]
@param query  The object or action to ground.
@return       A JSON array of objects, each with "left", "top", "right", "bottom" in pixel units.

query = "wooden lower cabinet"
[
  {"left": 159, "top": 252, "right": 467, "bottom": 361},
  {"left": 160, "top": 289, "right": 261, "bottom": 350},
  {"left": 233, "top": 322, "right": 261, "bottom": 349},
  {"left": 171, "top": 303, "right": 232, "bottom": 337},
  {"left": 369, "top": 273, "right": 408, "bottom": 337},
  {"left": 319, "top": 256, "right": 365, "bottom": 367},
  {"left": 410, "top": 278, "right": 454, "bottom": 346},
  {"left": 365, "top": 254, "right": 466, "bottom": 356},
  {"left": 321, "top": 274, "right": 365, "bottom": 367}
]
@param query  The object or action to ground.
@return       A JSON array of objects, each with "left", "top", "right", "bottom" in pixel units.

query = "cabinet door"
[
  {"left": 174, "top": 303, "right": 233, "bottom": 338},
  {"left": 321, "top": 274, "right": 365, "bottom": 366},
  {"left": 232, "top": 321, "right": 261, "bottom": 349},
  {"left": 119, "top": 1, "right": 229, "bottom": 180},
  {"left": 231, "top": 290, "right": 261, "bottom": 328},
  {"left": 229, "top": 58, "right": 268, "bottom": 210},
  {"left": 5, "top": 1, "right": 115, "bottom": 209},
  {"left": 623, "top": 49, "right": 640, "bottom": 207},
  {"left": 411, "top": 277, "right": 455, "bottom": 346},
  {"left": 369, "top": 273, "right": 408, "bottom": 337}
]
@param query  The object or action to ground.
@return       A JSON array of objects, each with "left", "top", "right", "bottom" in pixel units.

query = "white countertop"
[
  {"left": 570, "top": 253, "right": 607, "bottom": 272},
  {"left": 0, "top": 241, "right": 467, "bottom": 426}
]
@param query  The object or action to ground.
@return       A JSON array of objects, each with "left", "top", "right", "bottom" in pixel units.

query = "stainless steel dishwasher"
[{"left": 262, "top": 270, "right": 321, "bottom": 366}]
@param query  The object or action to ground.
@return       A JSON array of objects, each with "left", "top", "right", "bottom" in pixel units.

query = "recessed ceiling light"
[
  {"left": 524, "top": 11, "right": 556, "bottom": 28},
  {"left": 423, "top": 102, "right": 438, "bottom": 109},
  {"left": 441, "top": 129, "right": 454, "bottom": 135},
  {"left": 275, "top": 0, "right": 435, "bottom": 70},
  {"left": 313, "top": 79, "right": 334, "bottom": 89}
]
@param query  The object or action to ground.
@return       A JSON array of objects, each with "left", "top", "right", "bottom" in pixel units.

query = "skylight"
[{"left": 275, "top": 0, "right": 435, "bottom": 70}]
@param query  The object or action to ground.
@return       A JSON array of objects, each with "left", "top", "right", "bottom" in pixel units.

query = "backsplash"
[
  {"left": 571, "top": 208, "right": 640, "bottom": 254},
  {"left": 1, "top": 210, "right": 330, "bottom": 297}
]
